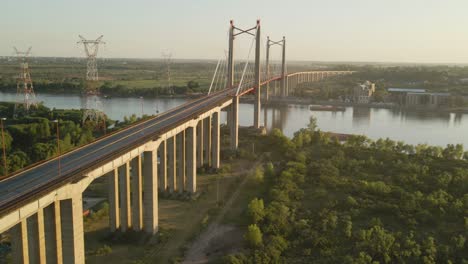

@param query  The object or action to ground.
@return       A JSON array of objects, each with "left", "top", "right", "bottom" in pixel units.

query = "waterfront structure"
[
  {"left": 353, "top": 81, "right": 375, "bottom": 104},
  {"left": 388, "top": 88, "right": 450, "bottom": 107}
]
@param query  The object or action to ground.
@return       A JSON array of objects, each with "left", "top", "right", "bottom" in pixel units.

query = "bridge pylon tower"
[
  {"left": 227, "top": 19, "right": 262, "bottom": 135},
  {"left": 265, "top": 36, "right": 286, "bottom": 100},
  {"left": 77, "top": 35, "right": 106, "bottom": 130},
  {"left": 13, "top": 47, "right": 37, "bottom": 115}
]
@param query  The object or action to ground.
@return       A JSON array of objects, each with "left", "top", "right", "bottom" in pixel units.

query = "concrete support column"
[
  {"left": 230, "top": 96, "right": 239, "bottom": 150},
  {"left": 131, "top": 155, "right": 143, "bottom": 231},
  {"left": 212, "top": 111, "right": 220, "bottom": 169},
  {"left": 281, "top": 36, "right": 286, "bottom": 97},
  {"left": 27, "top": 209, "right": 46, "bottom": 264},
  {"left": 60, "top": 195, "right": 85, "bottom": 264},
  {"left": 196, "top": 120, "right": 204, "bottom": 167},
  {"left": 108, "top": 169, "right": 120, "bottom": 232},
  {"left": 44, "top": 202, "right": 62, "bottom": 264},
  {"left": 203, "top": 116, "right": 211, "bottom": 166},
  {"left": 186, "top": 126, "right": 197, "bottom": 193},
  {"left": 167, "top": 136, "right": 177, "bottom": 192},
  {"left": 143, "top": 149, "right": 158, "bottom": 234},
  {"left": 254, "top": 20, "right": 261, "bottom": 129},
  {"left": 119, "top": 162, "right": 131, "bottom": 231},
  {"left": 158, "top": 140, "right": 167, "bottom": 192},
  {"left": 176, "top": 131, "right": 186, "bottom": 192},
  {"left": 226, "top": 108, "right": 231, "bottom": 128},
  {"left": 10, "top": 220, "right": 29, "bottom": 264}
]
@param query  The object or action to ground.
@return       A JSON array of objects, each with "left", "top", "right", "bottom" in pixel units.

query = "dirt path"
[{"left": 182, "top": 162, "right": 260, "bottom": 264}]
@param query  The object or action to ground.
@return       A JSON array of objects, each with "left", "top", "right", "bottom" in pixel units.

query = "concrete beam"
[
  {"left": 44, "top": 202, "right": 62, "bottom": 264},
  {"left": 158, "top": 140, "right": 167, "bottom": 192},
  {"left": 203, "top": 116, "right": 211, "bottom": 166},
  {"left": 131, "top": 155, "right": 143, "bottom": 231},
  {"left": 167, "top": 136, "right": 177, "bottom": 192},
  {"left": 212, "top": 111, "right": 220, "bottom": 169},
  {"left": 27, "top": 209, "right": 46, "bottom": 264},
  {"left": 186, "top": 126, "right": 197, "bottom": 193},
  {"left": 143, "top": 150, "right": 158, "bottom": 234},
  {"left": 196, "top": 119, "right": 204, "bottom": 167},
  {"left": 10, "top": 220, "right": 29, "bottom": 264},
  {"left": 230, "top": 96, "right": 239, "bottom": 150},
  {"left": 108, "top": 169, "right": 120, "bottom": 232},
  {"left": 119, "top": 162, "right": 131, "bottom": 231},
  {"left": 60, "top": 195, "right": 84, "bottom": 264},
  {"left": 177, "top": 131, "right": 186, "bottom": 192}
]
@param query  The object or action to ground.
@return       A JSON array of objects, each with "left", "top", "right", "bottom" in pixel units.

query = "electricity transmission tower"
[
  {"left": 161, "top": 51, "right": 173, "bottom": 95},
  {"left": 77, "top": 35, "right": 106, "bottom": 130},
  {"left": 14, "top": 47, "right": 37, "bottom": 114}
]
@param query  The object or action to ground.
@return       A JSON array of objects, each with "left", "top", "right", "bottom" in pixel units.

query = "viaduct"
[{"left": 0, "top": 20, "right": 352, "bottom": 263}]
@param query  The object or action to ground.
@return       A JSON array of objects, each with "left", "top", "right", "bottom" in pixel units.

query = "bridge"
[{"left": 0, "top": 20, "right": 352, "bottom": 264}]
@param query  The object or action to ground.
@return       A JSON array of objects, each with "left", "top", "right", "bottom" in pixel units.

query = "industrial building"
[{"left": 387, "top": 88, "right": 450, "bottom": 107}]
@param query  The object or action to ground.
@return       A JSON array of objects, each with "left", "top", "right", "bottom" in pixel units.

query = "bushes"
[{"left": 229, "top": 128, "right": 468, "bottom": 263}]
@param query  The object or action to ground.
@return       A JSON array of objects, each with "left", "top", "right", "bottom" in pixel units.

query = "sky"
[{"left": 2, "top": 0, "right": 468, "bottom": 63}]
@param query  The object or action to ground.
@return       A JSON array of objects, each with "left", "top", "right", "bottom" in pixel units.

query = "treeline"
[
  {"left": 0, "top": 103, "right": 112, "bottom": 176},
  {"left": 224, "top": 119, "right": 468, "bottom": 263},
  {"left": 0, "top": 79, "right": 203, "bottom": 97}
]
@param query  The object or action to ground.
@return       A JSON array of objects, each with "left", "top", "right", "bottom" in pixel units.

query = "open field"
[{"left": 82, "top": 156, "right": 259, "bottom": 264}]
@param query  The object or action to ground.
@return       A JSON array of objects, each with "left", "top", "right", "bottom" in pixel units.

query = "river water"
[{"left": 1, "top": 92, "right": 467, "bottom": 147}]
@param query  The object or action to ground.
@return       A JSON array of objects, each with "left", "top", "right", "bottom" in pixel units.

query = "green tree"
[
  {"left": 244, "top": 224, "right": 263, "bottom": 248},
  {"left": 247, "top": 198, "right": 265, "bottom": 224}
]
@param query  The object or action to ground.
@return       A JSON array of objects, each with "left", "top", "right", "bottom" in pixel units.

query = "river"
[{"left": 1, "top": 92, "right": 467, "bottom": 147}]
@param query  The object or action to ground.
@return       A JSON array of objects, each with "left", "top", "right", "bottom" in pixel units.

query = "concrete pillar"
[
  {"left": 226, "top": 107, "right": 231, "bottom": 128},
  {"left": 212, "top": 111, "right": 220, "bottom": 169},
  {"left": 196, "top": 120, "right": 204, "bottom": 167},
  {"left": 60, "top": 195, "right": 85, "bottom": 264},
  {"left": 143, "top": 149, "right": 158, "bottom": 234},
  {"left": 119, "top": 162, "right": 131, "bottom": 231},
  {"left": 230, "top": 96, "right": 239, "bottom": 150},
  {"left": 158, "top": 140, "right": 167, "bottom": 192},
  {"left": 265, "top": 36, "right": 270, "bottom": 102},
  {"left": 227, "top": 20, "right": 234, "bottom": 89},
  {"left": 167, "top": 136, "right": 177, "bottom": 192},
  {"left": 254, "top": 20, "right": 261, "bottom": 129},
  {"left": 10, "top": 220, "right": 29, "bottom": 264},
  {"left": 27, "top": 209, "right": 46, "bottom": 264},
  {"left": 186, "top": 126, "right": 197, "bottom": 193},
  {"left": 108, "top": 169, "right": 119, "bottom": 232},
  {"left": 131, "top": 155, "right": 143, "bottom": 231},
  {"left": 281, "top": 36, "right": 286, "bottom": 97},
  {"left": 176, "top": 131, "right": 186, "bottom": 192},
  {"left": 203, "top": 116, "right": 211, "bottom": 166},
  {"left": 44, "top": 202, "right": 62, "bottom": 264}
]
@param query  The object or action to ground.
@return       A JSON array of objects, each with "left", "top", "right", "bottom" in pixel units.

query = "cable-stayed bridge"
[{"left": 0, "top": 20, "right": 352, "bottom": 264}]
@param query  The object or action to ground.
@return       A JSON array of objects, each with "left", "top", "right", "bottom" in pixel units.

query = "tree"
[
  {"left": 248, "top": 198, "right": 265, "bottom": 224},
  {"left": 244, "top": 224, "right": 263, "bottom": 248}
]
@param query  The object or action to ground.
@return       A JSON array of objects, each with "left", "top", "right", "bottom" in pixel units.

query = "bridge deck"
[{"left": 0, "top": 88, "right": 237, "bottom": 215}]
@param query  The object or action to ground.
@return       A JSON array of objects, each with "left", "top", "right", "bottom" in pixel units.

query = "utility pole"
[
  {"left": 77, "top": 35, "right": 106, "bottom": 130},
  {"left": 14, "top": 47, "right": 37, "bottom": 115},
  {"left": 1, "top": 118, "right": 7, "bottom": 177},
  {"left": 162, "top": 51, "right": 173, "bottom": 95}
]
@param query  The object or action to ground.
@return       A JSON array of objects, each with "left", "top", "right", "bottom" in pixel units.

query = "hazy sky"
[{"left": 2, "top": 0, "right": 468, "bottom": 63}]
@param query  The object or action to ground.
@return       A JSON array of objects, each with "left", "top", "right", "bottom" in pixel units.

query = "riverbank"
[{"left": 240, "top": 95, "right": 468, "bottom": 113}]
